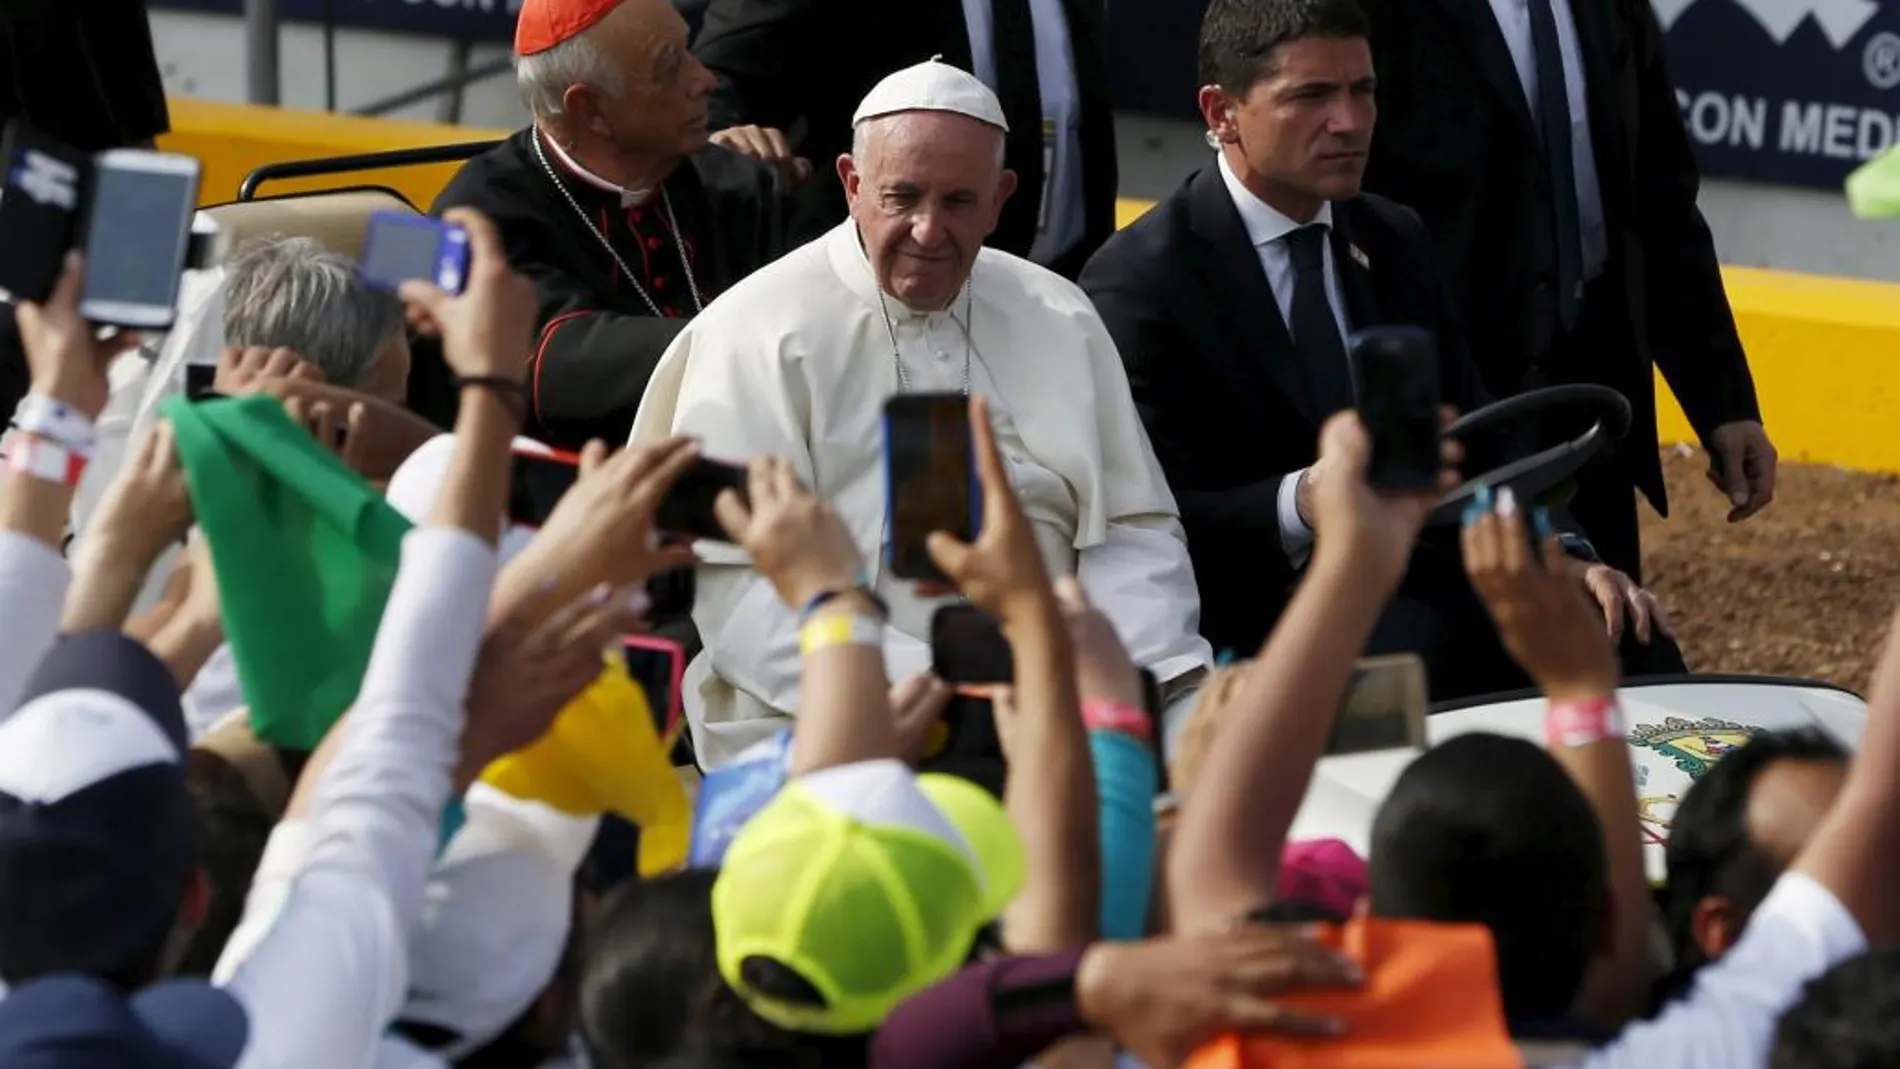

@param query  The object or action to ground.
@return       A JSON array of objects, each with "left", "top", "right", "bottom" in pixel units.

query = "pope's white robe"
[{"left": 631, "top": 223, "right": 1212, "bottom": 767}]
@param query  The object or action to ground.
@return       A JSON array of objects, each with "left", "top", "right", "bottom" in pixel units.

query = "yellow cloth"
[{"left": 480, "top": 655, "right": 690, "bottom": 876}]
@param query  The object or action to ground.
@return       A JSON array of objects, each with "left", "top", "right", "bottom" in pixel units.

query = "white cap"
[
  {"left": 385, "top": 433, "right": 543, "bottom": 563},
  {"left": 399, "top": 785, "right": 600, "bottom": 1060},
  {"left": 852, "top": 56, "right": 1009, "bottom": 133}
]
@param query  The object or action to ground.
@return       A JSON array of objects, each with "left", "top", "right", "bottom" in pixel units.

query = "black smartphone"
[
  {"left": 623, "top": 635, "right": 686, "bottom": 739},
  {"left": 0, "top": 121, "right": 90, "bottom": 304},
  {"left": 883, "top": 393, "right": 980, "bottom": 582},
  {"left": 1348, "top": 326, "right": 1442, "bottom": 492},
  {"left": 655, "top": 457, "right": 749, "bottom": 543},
  {"left": 184, "top": 363, "right": 219, "bottom": 401},
  {"left": 77, "top": 150, "right": 202, "bottom": 330},
  {"left": 508, "top": 449, "right": 581, "bottom": 528},
  {"left": 926, "top": 604, "right": 1012, "bottom": 775}
]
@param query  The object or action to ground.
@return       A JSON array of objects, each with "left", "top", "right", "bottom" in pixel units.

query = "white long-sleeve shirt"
[
  {"left": 0, "top": 530, "right": 72, "bottom": 717},
  {"left": 213, "top": 526, "right": 497, "bottom": 1069}
]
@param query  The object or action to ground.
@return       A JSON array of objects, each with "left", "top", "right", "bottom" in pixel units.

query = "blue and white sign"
[{"left": 1663, "top": 0, "right": 1900, "bottom": 188}]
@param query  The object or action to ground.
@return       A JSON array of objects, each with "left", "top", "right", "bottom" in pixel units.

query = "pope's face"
[{"left": 838, "top": 113, "right": 1017, "bottom": 311}]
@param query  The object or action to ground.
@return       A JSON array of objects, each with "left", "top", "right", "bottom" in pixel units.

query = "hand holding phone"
[
  {"left": 1349, "top": 326, "right": 1442, "bottom": 493},
  {"left": 656, "top": 457, "right": 750, "bottom": 542},
  {"left": 359, "top": 210, "right": 471, "bottom": 295}
]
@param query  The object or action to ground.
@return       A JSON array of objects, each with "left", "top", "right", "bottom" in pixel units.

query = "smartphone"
[
  {"left": 1326, "top": 654, "right": 1429, "bottom": 756},
  {"left": 930, "top": 604, "right": 1014, "bottom": 686},
  {"left": 623, "top": 635, "right": 687, "bottom": 740},
  {"left": 75, "top": 150, "right": 202, "bottom": 330},
  {"left": 883, "top": 393, "right": 980, "bottom": 582},
  {"left": 507, "top": 448, "right": 582, "bottom": 528},
  {"left": 1349, "top": 326, "right": 1442, "bottom": 492},
  {"left": 0, "top": 122, "right": 90, "bottom": 303},
  {"left": 184, "top": 362, "right": 219, "bottom": 402},
  {"left": 655, "top": 457, "right": 750, "bottom": 543},
  {"left": 359, "top": 211, "right": 471, "bottom": 295}
]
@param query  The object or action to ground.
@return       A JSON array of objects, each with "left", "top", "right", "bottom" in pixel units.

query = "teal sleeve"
[{"left": 1090, "top": 729, "right": 1157, "bottom": 941}]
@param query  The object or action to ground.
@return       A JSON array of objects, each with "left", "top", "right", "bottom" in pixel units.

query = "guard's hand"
[
  {"left": 1570, "top": 559, "right": 1673, "bottom": 646},
  {"left": 1706, "top": 421, "right": 1776, "bottom": 523},
  {"left": 710, "top": 125, "right": 814, "bottom": 184},
  {"left": 14, "top": 253, "right": 143, "bottom": 419},
  {"left": 715, "top": 456, "right": 864, "bottom": 609},
  {"left": 926, "top": 395, "right": 1056, "bottom": 626},
  {"left": 1076, "top": 926, "right": 1363, "bottom": 1067},
  {"left": 1463, "top": 489, "right": 1620, "bottom": 702}
]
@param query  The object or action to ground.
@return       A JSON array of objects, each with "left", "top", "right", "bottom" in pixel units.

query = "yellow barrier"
[{"left": 164, "top": 97, "right": 1900, "bottom": 472}]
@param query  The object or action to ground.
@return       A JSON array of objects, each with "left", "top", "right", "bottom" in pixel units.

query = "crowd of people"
[{"left": 1, "top": 0, "right": 1888, "bottom": 1065}]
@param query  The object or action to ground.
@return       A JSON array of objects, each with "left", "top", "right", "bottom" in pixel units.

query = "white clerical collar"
[
  {"left": 538, "top": 128, "right": 653, "bottom": 208},
  {"left": 1216, "top": 151, "right": 1334, "bottom": 249}
]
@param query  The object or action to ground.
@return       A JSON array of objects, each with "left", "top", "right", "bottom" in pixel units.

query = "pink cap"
[{"left": 1274, "top": 838, "right": 1369, "bottom": 918}]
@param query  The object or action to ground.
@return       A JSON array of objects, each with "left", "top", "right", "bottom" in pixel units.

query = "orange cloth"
[
  {"left": 1184, "top": 919, "right": 1522, "bottom": 1069},
  {"left": 515, "top": 0, "right": 621, "bottom": 55}
]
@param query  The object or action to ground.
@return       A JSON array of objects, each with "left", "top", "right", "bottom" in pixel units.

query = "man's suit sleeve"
[
  {"left": 1624, "top": 0, "right": 1761, "bottom": 438},
  {"left": 695, "top": 0, "right": 822, "bottom": 132},
  {"left": 1078, "top": 246, "right": 1298, "bottom": 593}
]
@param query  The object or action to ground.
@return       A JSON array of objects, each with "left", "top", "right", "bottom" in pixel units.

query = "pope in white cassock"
[{"left": 631, "top": 58, "right": 1214, "bottom": 767}]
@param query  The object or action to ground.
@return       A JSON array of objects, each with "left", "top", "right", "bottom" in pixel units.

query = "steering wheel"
[{"left": 1426, "top": 384, "right": 1631, "bottom": 526}]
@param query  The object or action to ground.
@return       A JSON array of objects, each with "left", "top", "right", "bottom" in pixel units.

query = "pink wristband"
[
  {"left": 1545, "top": 697, "right": 1626, "bottom": 748},
  {"left": 1081, "top": 699, "right": 1151, "bottom": 743}
]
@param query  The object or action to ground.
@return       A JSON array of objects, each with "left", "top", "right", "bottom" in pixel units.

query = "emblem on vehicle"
[{"left": 1627, "top": 716, "right": 1763, "bottom": 778}]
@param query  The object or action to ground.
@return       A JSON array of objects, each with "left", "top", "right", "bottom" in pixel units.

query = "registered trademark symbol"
[{"left": 1866, "top": 32, "right": 1900, "bottom": 90}]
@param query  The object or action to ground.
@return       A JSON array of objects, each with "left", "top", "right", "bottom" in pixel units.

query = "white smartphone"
[
  {"left": 77, "top": 149, "right": 202, "bottom": 330},
  {"left": 1326, "top": 653, "right": 1430, "bottom": 756}
]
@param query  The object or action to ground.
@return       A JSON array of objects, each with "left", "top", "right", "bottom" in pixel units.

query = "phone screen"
[
  {"left": 1350, "top": 327, "right": 1442, "bottom": 492},
  {"left": 655, "top": 458, "right": 749, "bottom": 542},
  {"left": 884, "top": 393, "right": 978, "bottom": 582},
  {"left": 623, "top": 636, "right": 686, "bottom": 739},
  {"left": 1326, "top": 654, "right": 1429, "bottom": 756},
  {"left": 508, "top": 451, "right": 580, "bottom": 528},
  {"left": 80, "top": 161, "right": 198, "bottom": 319},
  {"left": 360, "top": 214, "right": 467, "bottom": 293}
]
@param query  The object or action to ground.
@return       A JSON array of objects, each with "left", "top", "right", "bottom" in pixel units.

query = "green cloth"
[
  {"left": 163, "top": 394, "right": 414, "bottom": 749},
  {"left": 1847, "top": 147, "right": 1900, "bottom": 219}
]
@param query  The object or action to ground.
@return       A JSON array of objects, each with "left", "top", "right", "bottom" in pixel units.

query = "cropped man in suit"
[
  {"left": 1356, "top": 0, "right": 1775, "bottom": 583},
  {"left": 1080, "top": 0, "right": 1680, "bottom": 699},
  {"left": 691, "top": 0, "right": 1118, "bottom": 278}
]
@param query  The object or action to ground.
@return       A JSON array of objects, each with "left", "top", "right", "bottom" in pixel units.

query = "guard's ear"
[{"left": 1197, "top": 84, "right": 1239, "bottom": 146}]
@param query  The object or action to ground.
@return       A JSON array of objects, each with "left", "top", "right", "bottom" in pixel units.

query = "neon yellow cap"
[
  {"left": 1848, "top": 146, "right": 1900, "bottom": 219},
  {"left": 710, "top": 760, "right": 1024, "bottom": 1035}
]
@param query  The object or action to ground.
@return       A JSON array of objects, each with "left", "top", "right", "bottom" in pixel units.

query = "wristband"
[
  {"left": 1545, "top": 697, "right": 1626, "bottom": 748},
  {"left": 1081, "top": 699, "right": 1152, "bottom": 744},
  {"left": 12, "top": 394, "right": 98, "bottom": 455},
  {"left": 451, "top": 375, "right": 528, "bottom": 420},
  {"left": 6, "top": 434, "right": 89, "bottom": 488},
  {"left": 799, "top": 612, "right": 883, "bottom": 656},
  {"left": 798, "top": 582, "right": 888, "bottom": 623}
]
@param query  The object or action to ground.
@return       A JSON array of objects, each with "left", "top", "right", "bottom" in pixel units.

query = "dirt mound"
[{"left": 1640, "top": 447, "right": 1900, "bottom": 692}]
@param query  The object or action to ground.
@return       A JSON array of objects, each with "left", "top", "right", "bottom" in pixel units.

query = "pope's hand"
[
  {"left": 1706, "top": 420, "right": 1777, "bottom": 523},
  {"left": 714, "top": 456, "right": 864, "bottom": 609},
  {"left": 926, "top": 395, "right": 1058, "bottom": 626},
  {"left": 710, "top": 125, "right": 814, "bottom": 185},
  {"left": 397, "top": 207, "right": 537, "bottom": 381}
]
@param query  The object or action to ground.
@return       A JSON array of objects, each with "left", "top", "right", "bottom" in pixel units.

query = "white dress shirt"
[
  {"left": 960, "top": 0, "right": 1086, "bottom": 264},
  {"left": 1486, "top": 0, "right": 1608, "bottom": 279},
  {"left": 214, "top": 526, "right": 499, "bottom": 1069},
  {"left": 1214, "top": 152, "right": 1350, "bottom": 566}
]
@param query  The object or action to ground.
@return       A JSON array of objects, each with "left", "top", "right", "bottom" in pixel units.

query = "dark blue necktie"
[
  {"left": 1285, "top": 224, "right": 1353, "bottom": 417},
  {"left": 1528, "top": 0, "right": 1584, "bottom": 333}
]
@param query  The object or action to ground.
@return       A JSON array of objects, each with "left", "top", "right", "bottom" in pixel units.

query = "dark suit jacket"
[
  {"left": 1078, "top": 167, "right": 1493, "bottom": 657},
  {"left": 1358, "top": 0, "right": 1760, "bottom": 509},
  {"left": 691, "top": 0, "right": 1118, "bottom": 277}
]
